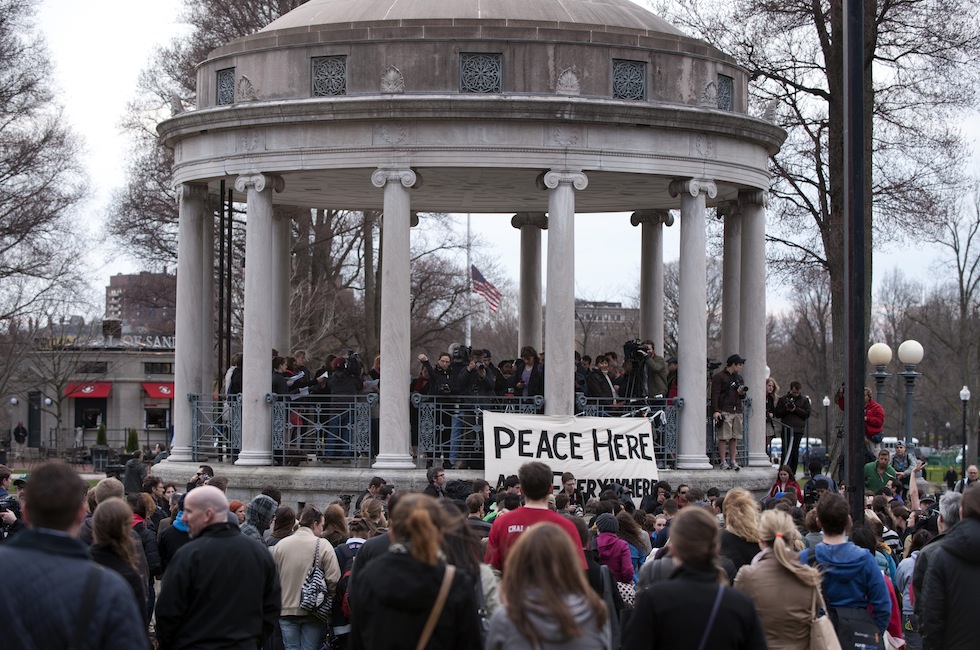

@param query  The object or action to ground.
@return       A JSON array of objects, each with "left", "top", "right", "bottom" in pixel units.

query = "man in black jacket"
[
  {"left": 155, "top": 486, "right": 280, "bottom": 650},
  {"left": 773, "top": 380, "right": 811, "bottom": 472},
  {"left": 920, "top": 485, "right": 980, "bottom": 649}
]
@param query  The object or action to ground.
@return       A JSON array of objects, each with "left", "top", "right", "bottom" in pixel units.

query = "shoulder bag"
[
  {"left": 416, "top": 564, "right": 455, "bottom": 650},
  {"left": 300, "top": 538, "right": 332, "bottom": 621},
  {"left": 810, "top": 586, "right": 843, "bottom": 650}
]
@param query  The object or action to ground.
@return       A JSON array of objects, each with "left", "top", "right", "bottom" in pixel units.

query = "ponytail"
[{"left": 391, "top": 494, "right": 444, "bottom": 565}]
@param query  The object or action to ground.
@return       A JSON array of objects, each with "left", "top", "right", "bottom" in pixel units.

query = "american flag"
[{"left": 471, "top": 265, "right": 502, "bottom": 312}]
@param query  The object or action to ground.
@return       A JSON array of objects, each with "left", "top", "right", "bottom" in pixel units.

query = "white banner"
[{"left": 483, "top": 412, "right": 659, "bottom": 502}]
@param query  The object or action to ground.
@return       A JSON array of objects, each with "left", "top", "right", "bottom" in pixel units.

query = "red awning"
[
  {"left": 64, "top": 382, "right": 113, "bottom": 398},
  {"left": 142, "top": 382, "right": 175, "bottom": 399}
]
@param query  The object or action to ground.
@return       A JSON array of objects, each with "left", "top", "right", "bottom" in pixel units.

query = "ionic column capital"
[
  {"left": 371, "top": 167, "right": 421, "bottom": 189},
  {"left": 715, "top": 200, "right": 741, "bottom": 219},
  {"left": 630, "top": 209, "right": 674, "bottom": 228},
  {"left": 538, "top": 170, "right": 589, "bottom": 191},
  {"left": 179, "top": 182, "right": 209, "bottom": 202},
  {"left": 511, "top": 212, "right": 549, "bottom": 230},
  {"left": 738, "top": 188, "right": 769, "bottom": 208},
  {"left": 234, "top": 173, "right": 285, "bottom": 194},
  {"left": 668, "top": 178, "right": 718, "bottom": 199}
]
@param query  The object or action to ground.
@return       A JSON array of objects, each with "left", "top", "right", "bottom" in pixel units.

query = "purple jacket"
[{"left": 596, "top": 532, "right": 634, "bottom": 583}]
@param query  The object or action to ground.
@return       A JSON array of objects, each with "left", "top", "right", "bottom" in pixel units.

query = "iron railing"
[
  {"left": 189, "top": 394, "right": 242, "bottom": 462},
  {"left": 575, "top": 395, "right": 681, "bottom": 469},
  {"left": 268, "top": 393, "right": 378, "bottom": 466},
  {"left": 411, "top": 393, "right": 545, "bottom": 469}
]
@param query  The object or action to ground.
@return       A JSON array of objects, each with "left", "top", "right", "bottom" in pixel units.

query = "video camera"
[{"left": 623, "top": 339, "right": 650, "bottom": 362}]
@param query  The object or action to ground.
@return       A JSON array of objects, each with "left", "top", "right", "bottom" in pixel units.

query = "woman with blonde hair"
[
  {"left": 719, "top": 487, "right": 762, "bottom": 575},
  {"left": 623, "top": 507, "right": 765, "bottom": 649},
  {"left": 359, "top": 496, "right": 388, "bottom": 531},
  {"left": 734, "top": 509, "right": 822, "bottom": 649},
  {"left": 349, "top": 493, "right": 482, "bottom": 649},
  {"left": 486, "top": 522, "right": 610, "bottom": 649},
  {"left": 91, "top": 497, "right": 149, "bottom": 628}
]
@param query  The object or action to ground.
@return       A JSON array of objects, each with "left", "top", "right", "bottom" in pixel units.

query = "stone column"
[
  {"left": 201, "top": 201, "right": 216, "bottom": 392},
  {"left": 169, "top": 183, "right": 209, "bottom": 462},
  {"left": 371, "top": 167, "right": 420, "bottom": 469},
  {"left": 541, "top": 170, "right": 588, "bottom": 416},
  {"left": 670, "top": 178, "right": 717, "bottom": 469},
  {"left": 510, "top": 212, "right": 548, "bottom": 355},
  {"left": 718, "top": 201, "right": 741, "bottom": 360},
  {"left": 631, "top": 209, "right": 673, "bottom": 355},
  {"left": 739, "top": 189, "right": 769, "bottom": 467},
  {"left": 272, "top": 206, "right": 293, "bottom": 354},
  {"left": 235, "top": 173, "right": 284, "bottom": 466}
]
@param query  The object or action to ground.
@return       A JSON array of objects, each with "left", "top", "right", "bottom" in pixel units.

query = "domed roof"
[{"left": 261, "top": 0, "right": 686, "bottom": 36}]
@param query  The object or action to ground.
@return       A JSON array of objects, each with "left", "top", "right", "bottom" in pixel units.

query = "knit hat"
[{"left": 595, "top": 512, "right": 619, "bottom": 534}]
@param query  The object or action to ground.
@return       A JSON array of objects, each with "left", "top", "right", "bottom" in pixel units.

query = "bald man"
[{"left": 155, "top": 486, "right": 280, "bottom": 649}]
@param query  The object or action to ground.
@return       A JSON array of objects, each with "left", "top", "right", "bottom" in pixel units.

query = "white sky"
[{"left": 35, "top": 0, "right": 980, "bottom": 314}]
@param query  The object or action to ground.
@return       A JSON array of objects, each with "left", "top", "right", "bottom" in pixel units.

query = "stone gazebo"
[{"left": 157, "top": 0, "right": 784, "bottom": 493}]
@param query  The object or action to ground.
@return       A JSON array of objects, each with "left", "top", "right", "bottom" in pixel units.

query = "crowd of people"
[
  {"left": 252, "top": 340, "right": 678, "bottom": 468},
  {"left": 2, "top": 456, "right": 978, "bottom": 649}
]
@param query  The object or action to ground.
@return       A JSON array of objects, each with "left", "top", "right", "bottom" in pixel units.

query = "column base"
[
  {"left": 235, "top": 450, "right": 273, "bottom": 466},
  {"left": 747, "top": 452, "right": 772, "bottom": 468},
  {"left": 372, "top": 453, "right": 417, "bottom": 470},
  {"left": 675, "top": 454, "right": 713, "bottom": 470},
  {"left": 164, "top": 447, "right": 195, "bottom": 463}
]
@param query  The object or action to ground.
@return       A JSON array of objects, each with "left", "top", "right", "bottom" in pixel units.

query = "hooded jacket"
[
  {"left": 240, "top": 495, "right": 277, "bottom": 543},
  {"left": 799, "top": 541, "right": 891, "bottom": 632},
  {"left": 596, "top": 532, "right": 633, "bottom": 584},
  {"left": 485, "top": 594, "right": 611, "bottom": 650},
  {"left": 920, "top": 517, "right": 980, "bottom": 649},
  {"left": 349, "top": 548, "right": 483, "bottom": 650}
]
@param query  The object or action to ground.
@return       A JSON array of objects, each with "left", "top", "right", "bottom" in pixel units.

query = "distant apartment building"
[{"left": 105, "top": 271, "right": 177, "bottom": 335}]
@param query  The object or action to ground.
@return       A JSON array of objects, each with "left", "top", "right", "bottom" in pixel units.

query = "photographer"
[
  {"left": 773, "top": 380, "right": 811, "bottom": 471},
  {"left": 0, "top": 465, "right": 26, "bottom": 542},
  {"left": 619, "top": 339, "right": 668, "bottom": 399},
  {"left": 710, "top": 354, "right": 748, "bottom": 471}
]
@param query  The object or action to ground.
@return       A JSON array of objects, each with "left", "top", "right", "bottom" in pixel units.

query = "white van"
[{"left": 882, "top": 436, "right": 919, "bottom": 452}]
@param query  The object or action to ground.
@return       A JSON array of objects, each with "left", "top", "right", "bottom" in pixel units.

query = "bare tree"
[
  {"left": 652, "top": 0, "right": 980, "bottom": 379},
  {"left": 662, "top": 258, "right": 724, "bottom": 361},
  {"left": 0, "top": 0, "right": 90, "bottom": 326}
]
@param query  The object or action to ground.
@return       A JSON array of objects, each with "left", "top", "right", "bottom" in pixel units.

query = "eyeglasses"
[{"left": 679, "top": 490, "right": 689, "bottom": 495}]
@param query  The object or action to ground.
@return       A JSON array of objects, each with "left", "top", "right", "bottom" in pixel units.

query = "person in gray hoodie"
[
  {"left": 487, "top": 522, "right": 611, "bottom": 650},
  {"left": 240, "top": 494, "right": 277, "bottom": 543}
]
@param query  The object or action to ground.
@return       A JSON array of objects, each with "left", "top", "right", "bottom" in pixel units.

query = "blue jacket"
[
  {"left": 800, "top": 541, "right": 891, "bottom": 632},
  {"left": 0, "top": 529, "right": 148, "bottom": 649}
]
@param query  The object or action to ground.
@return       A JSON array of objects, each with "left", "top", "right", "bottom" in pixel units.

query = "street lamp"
[
  {"left": 823, "top": 395, "right": 831, "bottom": 446},
  {"left": 898, "top": 340, "right": 924, "bottom": 448},
  {"left": 961, "top": 386, "right": 970, "bottom": 484},
  {"left": 8, "top": 397, "right": 17, "bottom": 406},
  {"left": 868, "top": 343, "right": 893, "bottom": 405}
]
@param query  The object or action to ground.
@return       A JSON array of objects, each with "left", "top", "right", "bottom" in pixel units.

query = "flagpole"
[{"left": 466, "top": 213, "right": 472, "bottom": 347}]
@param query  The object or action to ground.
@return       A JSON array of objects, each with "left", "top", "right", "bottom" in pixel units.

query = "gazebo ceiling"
[
  {"left": 260, "top": 0, "right": 687, "bottom": 36},
  {"left": 220, "top": 167, "right": 741, "bottom": 213}
]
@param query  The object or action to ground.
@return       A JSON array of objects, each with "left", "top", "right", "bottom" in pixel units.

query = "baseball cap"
[{"left": 727, "top": 354, "right": 746, "bottom": 366}]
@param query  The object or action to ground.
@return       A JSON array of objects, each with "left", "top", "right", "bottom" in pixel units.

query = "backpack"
[
  {"left": 333, "top": 541, "right": 360, "bottom": 622},
  {"left": 444, "top": 479, "right": 473, "bottom": 502}
]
